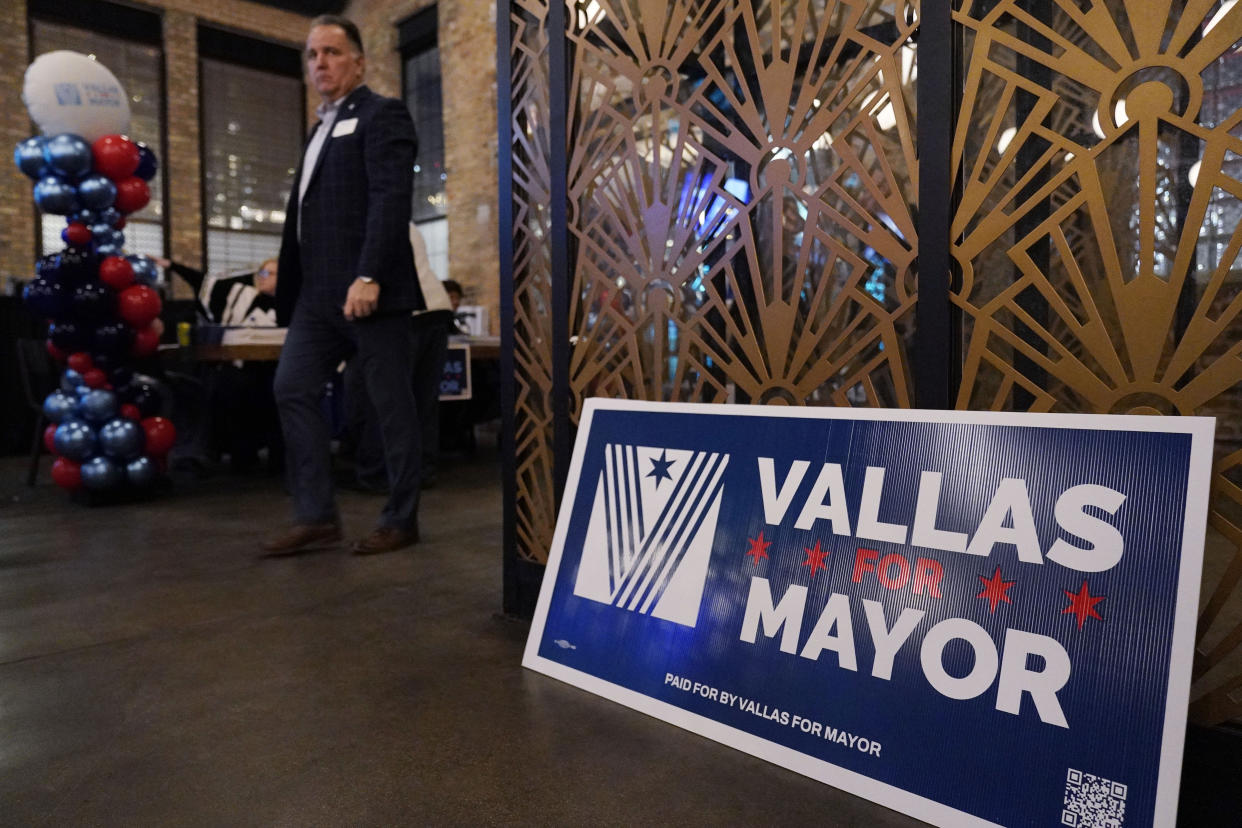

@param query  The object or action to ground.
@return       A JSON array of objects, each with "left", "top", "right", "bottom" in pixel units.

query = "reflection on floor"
[{"left": 0, "top": 446, "right": 923, "bottom": 826}]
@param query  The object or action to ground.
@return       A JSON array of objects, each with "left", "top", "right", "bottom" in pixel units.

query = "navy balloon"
[
  {"left": 108, "top": 365, "right": 134, "bottom": 387},
  {"left": 100, "top": 418, "right": 143, "bottom": 460},
  {"left": 22, "top": 278, "right": 67, "bottom": 318},
  {"left": 81, "top": 456, "right": 124, "bottom": 490},
  {"left": 75, "top": 384, "right": 92, "bottom": 399},
  {"left": 134, "top": 142, "right": 158, "bottom": 180},
  {"left": 92, "top": 321, "right": 133, "bottom": 355},
  {"left": 101, "top": 207, "right": 122, "bottom": 227},
  {"left": 94, "top": 242, "right": 123, "bottom": 258},
  {"left": 58, "top": 246, "right": 97, "bottom": 283},
  {"left": 53, "top": 419, "right": 97, "bottom": 461},
  {"left": 127, "top": 254, "right": 159, "bottom": 285},
  {"left": 126, "top": 455, "right": 158, "bottom": 487},
  {"left": 77, "top": 175, "right": 117, "bottom": 210},
  {"left": 70, "top": 208, "right": 102, "bottom": 225},
  {"left": 15, "top": 136, "right": 49, "bottom": 179},
  {"left": 60, "top": 368, "right": 84, "bottom": 393},
  {"left": 42, "top": 390, "right": 79, "bottom": 424},
  {"left": 91, "top": 352, "right": 117, "bottom": 372},
  {"left": 48, "top": 320, "right": 86, "bottom": 351},
  {"left": 127, "top": 381, "right": 163, "bottom": 417},
  {"left": 35, "top": 253, "right": 61, "bottom": 281},
  {"left": 71, "top": 283, "right": 115, "bottom": 321},
  {"left": 79, "top": 389, "right": 118, "bottom": 423},
  {"left": 33, "top": 176, "right": 79, "bottom": 215},
  {"left": 42, "top": 133, "right": 92, "bottom": 179}
]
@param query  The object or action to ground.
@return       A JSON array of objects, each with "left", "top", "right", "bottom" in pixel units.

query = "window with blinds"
[
  {"left": 200, "top": 57, "right": 303, "bottom": 274},
  {"left": 30, "top": 17, "right": 165, "bottom": 260},
  {"left": 401, "top": 7, "right": 447, "bottom": 223}
]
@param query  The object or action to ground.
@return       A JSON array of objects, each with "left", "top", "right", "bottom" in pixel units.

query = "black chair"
[{"left": 16, "top": 338, "right": 58, "bottom": 486}]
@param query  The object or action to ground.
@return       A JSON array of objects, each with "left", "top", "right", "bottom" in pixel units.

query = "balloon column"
[{"left": 17, "top": 51, "right": 176, "bottom": 496}]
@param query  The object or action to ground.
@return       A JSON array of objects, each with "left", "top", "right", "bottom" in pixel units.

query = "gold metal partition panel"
[
  {"left": 564, "top": 0, "right": 919, "bottom": 421},
  {"left": 953, "top": 0, "right": 1242, "bottom": 725},
  {"left": 511, "top": 0, "right": 558, "bottom": 563}
]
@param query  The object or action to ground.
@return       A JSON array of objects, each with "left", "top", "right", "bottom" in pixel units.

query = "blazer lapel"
[{"left": 301, "top": 86, "right": 371, "bottom": 199}]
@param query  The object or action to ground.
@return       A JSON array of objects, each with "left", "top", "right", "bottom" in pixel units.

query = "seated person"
[
  {"left": 158, "top": 257, "right": 283, "bottom": 472},
  {"left": 158, "top": 257, "right": 278, "bottom": 327}
]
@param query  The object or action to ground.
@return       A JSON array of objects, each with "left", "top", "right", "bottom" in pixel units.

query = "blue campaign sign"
[{"left": 523, "top": 400, "right": 1214, "bottom": 827}]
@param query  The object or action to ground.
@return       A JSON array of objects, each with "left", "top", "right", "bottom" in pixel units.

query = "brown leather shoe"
[
  {"left": 351, "top": 526, "right": 419, "bottom": 555},
  {"left": 261, "top": 522, "right": 342, "bottom": 555}
]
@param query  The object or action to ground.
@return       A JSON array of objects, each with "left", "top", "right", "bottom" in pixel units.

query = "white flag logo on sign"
[{"left": 573, "top": 444, "right": 729, "bottom": 628}]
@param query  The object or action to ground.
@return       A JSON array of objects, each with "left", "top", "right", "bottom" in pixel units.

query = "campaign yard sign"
[{"left": 523, "top": 400, "right": 1214, "bottom": 827}]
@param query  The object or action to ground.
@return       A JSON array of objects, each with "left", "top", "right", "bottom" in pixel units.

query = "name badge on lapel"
[{"left": 332, "top": 118, "right": 358, "bottom": 137}]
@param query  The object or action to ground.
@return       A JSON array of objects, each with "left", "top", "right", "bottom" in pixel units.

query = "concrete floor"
[{"left": 0, "top": 446, "right": 925, "bottom": 827}]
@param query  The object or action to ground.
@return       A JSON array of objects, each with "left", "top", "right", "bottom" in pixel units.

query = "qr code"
[{"left": 1062, "top": 768, "right": 1127, "bottom": 827}]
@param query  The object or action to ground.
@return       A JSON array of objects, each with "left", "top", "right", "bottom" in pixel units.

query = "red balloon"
[
  {"left": 64, "top": 222, "right": 92, "bottom": 245},
  {"left": 118, "top": 284, "right": 162, "bottom": 328},
  {"left": 43, "top": 424, "right": 58, "bottom": 454},
  {"left": 91, "top": 134, "right": 140, "bottom": 181},
  {"left": 46, "top": 340, "right": 66, "bottom": 362},
  {"left": 114, "top": 176, "right": 150, "bottom": 214},
  {"left": 82, "top": 368, "right": 107, "bottom": 388},
  {"left": 66, "top": 351, "right": 93, "bottom": 372},
  {"left": 120, "top": 403, "right": 141, "bottom": 421},
  {"left": 141, "top": 416, "right": 176, "bottom": 456},
  {"left": 51, "top": 458, "right": 83, "bottom": 491},
  {"left": 131, "top": 322, "right": 161, "bottom": 357},
  {"left": 99, "top": 256, "right": 135, "bottom": 290}
]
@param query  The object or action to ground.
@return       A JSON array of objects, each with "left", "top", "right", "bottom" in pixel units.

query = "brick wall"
[
  {"left": 0, "top": 0, "right": 33, "bottom": 285},
  {"left": 345, "top": 0, "right": 500, "bottom": 335},
  {"left": 3, "top": 0, "right": 497, "bottom": 322},
  {"left": 2, "top": 0, "right": 308, "bottom": 299}
]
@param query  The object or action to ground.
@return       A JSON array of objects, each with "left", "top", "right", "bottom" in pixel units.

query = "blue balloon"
[
  {"left": 60, "top": 368, "right": 84, "bottom": 393},
  {"left": 42, "top": 133, "right": 92, "bottom": 179},
  {"left": 94, "top": 242, "right": 123, "bottom": 258},
  {"left": 71, "top": 282, "right": 115, "bottom": 321},
  {"left": 33, "top": 176, "right": 79, "bottom": 215},
  {"left": 126, "top": 455, "right": 158, "bottom": 487},
  {"left": 90, "top": 352, "right": 117, "bottom": 372},
  {"left": 81, "top": 456, "right": 124, "bottom": 490},
  {"left": 79, "top": 389, "right": 118, "bottom": 423},
  {"left": 23, "top": 278, "right": 67, "bottom": 318},
  {"left": 70, "top": 208, "right": 102, "bottom": 225},
  {"left": 92, "top": 321, "right": 133, "bottom": 354},
  {"left": 100, "top": 418, "right": 143, "bottom": 460},
  {"left": 125, "top": 380, "right": 163, "bottom": 417},
  {"left": 43, "top": 390, "right": 79, "bottom": 424},
  {"left": 126, "top": 254, "right": 159, "bottom": 285},
  {"left": 101, "top": 207, "right": 122, "bottom": 226},
  {"left": 15, "top": 136, "right": 49, "bottom": 179},
  {"left": 75, "top": 384, "right": 92, "bottom": 398},
  {"left": 53, "top": 419, "right": 97, "bottom": 461},
  {"left": 48, "top": 320, "right": 86, "bottom": 351},
  {"left": 134, "top": 142, "right": 158, "bottom": 181},
  {"left": 76, "top": 175, "right": 117, "bottom": 210}
]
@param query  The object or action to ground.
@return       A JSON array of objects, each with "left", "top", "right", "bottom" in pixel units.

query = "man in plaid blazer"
[{"left": 265, "top": 15, "right": 427, "bottom": 556}]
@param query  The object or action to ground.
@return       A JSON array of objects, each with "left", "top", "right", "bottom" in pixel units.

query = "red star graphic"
[
  {"left": 1062, "top": 580, "right": 1105, "bottom": 629},
  {"left": 802, "top": 540, "right": 830, "bottom": 575},
  {"left": 976, "top": 566, "right": 1016, "bottom": 613},
  {"left": 745, "top": 531, "right": 771, "bottom": 567}
]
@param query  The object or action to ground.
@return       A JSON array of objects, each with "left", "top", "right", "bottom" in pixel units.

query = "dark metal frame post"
[
  {"left": 914, "top": 0, "right": 959, "bottom": 408},
  {"left": 496, "top": 0, "right": 519, "bottom": 615},
  {"left": 548, "top": 0, "right": 572, "bottom": 501}
]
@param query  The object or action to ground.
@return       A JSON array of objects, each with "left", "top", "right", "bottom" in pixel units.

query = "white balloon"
[{"left": 23, "top": 50, "right": 131, "bottom": 141}]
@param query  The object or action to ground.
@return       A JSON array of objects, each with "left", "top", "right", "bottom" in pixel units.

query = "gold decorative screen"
[
  {"left": 952, "top": 0, "right": 1242, "bottom": 725},
  {"left": 505, "top": 0, "right": 1242, "bottom": 724}
]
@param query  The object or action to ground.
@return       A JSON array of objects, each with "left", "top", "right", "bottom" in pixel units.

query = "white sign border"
[{"left": 522, "top": 399, "right": 1215, "bottom": 828}]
